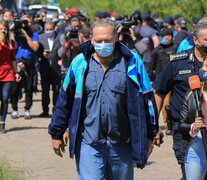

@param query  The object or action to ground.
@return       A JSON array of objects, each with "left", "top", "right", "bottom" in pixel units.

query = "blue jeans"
[
  {"left": 185, "top": 136, "right": 207, "bottom": 180},
  {"left": 0, "top": 81, "right": 12, "bottom": 122},
  {"left": 75, "top": 139, "right": 133, "bottom": 180}
]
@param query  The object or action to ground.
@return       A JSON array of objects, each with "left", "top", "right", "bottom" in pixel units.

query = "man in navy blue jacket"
[{"left": 49, "top": 19, "right": 158, "bottom": 179}]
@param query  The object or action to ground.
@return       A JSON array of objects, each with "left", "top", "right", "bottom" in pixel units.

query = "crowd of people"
[{"left": 1, "top": 6, "right": 207, "bottom": 180}]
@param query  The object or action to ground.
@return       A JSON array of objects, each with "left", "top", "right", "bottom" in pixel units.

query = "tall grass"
[{"left": 0, "top": 158, "right": 24, "bottom": 180}]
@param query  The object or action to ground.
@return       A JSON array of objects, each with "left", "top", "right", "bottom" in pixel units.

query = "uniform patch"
[
  {"left": 179, "top": 70, "right": 192, "bottom": 75},
  {"left": 170, "top": 53, "right": 188, "bottom": 61}
]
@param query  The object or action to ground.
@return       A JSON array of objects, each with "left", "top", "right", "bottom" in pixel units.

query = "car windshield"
[{"left": 31, "top": 8, "right": 58, "bottom": 14}]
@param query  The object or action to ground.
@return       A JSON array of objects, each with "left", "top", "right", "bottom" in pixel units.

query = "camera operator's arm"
[
  {"left": 152, "top": 35, "right": 160, "bottom": 48},
  {"left": 117, "top": 26, "right": 124, "bottom": 41},
  {"left": 129, "top": 28, "right": 136, "bottom": 41},
  {"left": 21, "top": 28, "right": 39, "bottom": 52}
]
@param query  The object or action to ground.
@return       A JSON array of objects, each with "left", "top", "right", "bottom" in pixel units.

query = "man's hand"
[
  {"left": 147, "top": 139, "right": 154, "bottom": 159},
  {"left": 20, "top": 28, "right": 28, "bottom": 38},
  {"left": 129, "top": 28, "right": 136, "bottom": 41},
  {"left": 52, "top": 139, "right": 65, "bottom": 157},
  {"left": 63, "top": 129, "right": 69, "bottom": 146},
  {"left": 43, "top": 51, "right": 51, "bottom": 58},
  {"left": 153, "top": 128, "right": 164, "bottom": 147}
]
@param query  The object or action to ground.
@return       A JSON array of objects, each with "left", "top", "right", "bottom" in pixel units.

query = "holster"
[{"left": 165, "top": 105, "right": 172, "bottom": 130}]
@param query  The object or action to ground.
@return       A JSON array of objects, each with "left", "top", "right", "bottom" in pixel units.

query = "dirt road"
[{"left": 0, "top": 90, "right": 181, "bottom": 179}]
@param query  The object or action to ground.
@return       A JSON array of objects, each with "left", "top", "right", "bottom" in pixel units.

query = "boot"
[
  {"left": 0, "top": 123, "right": 6, "bottom": 134},
  {"left": 165, "top": 105, "right": 172, "bottom": 136}
]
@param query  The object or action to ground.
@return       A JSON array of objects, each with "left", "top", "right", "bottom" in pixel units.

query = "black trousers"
[
  {"left": 10, "top": 64, "right": 35, "bottom": 111},
  {"left": 39, "top": 59, "right": 61, "bottom": 113}
]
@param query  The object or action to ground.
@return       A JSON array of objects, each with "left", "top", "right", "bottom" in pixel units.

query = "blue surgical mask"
[
  {"left": 53, "top": 19, "right": 59, "bottom": 23},
  {"left": 159, "top": 36, "right": 167, "bottom": 45},
  {"left": 94, "top": 43, "right": 114, "bottom": 57}
]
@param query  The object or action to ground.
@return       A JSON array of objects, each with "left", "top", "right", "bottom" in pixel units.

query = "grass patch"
[{"left": 0, "top": 158, "right": 25, "bottom": 180}]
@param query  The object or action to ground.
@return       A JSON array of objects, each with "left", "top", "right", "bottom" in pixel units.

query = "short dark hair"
[
  {"left": 78, "top": 23, "right": 90, "bottom": 39},
  {"left": 69, "top": 16, "right": 80, "bottom": 23},
  {"left": 4, "top": 9, "right": 14, "bottom": 17}
]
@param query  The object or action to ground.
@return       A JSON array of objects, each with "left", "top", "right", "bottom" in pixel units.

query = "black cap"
[
  {"left": 94, "top": 11, "right": 106, "bottom": 18},
  {"left": 134, "top": 9, "right": 141, "bottom": 15},
  {"left": 141, "top": 12, "right": 150, "bottom": 21},
  {"left": 164, "top": 16, "right": 173, "bottom": 25},
  {"left": 116, "top": 15, "right": 122, "bottom": 21},
  {"left": 193, "top": 18, "right": 200, "bottom": 25},
  {"left": 199, "top": 69, "right": 207, "bottom": 82},
  {"left": 159, "top": 28, "right": 173, "bottom": 36},
  {"left": 152, "top": 13, "right": 159, "bottom": 18},
  {"left": 172, "top": 14, "right": 181, "bottom": 21},
  {"left": 177, "top": 17, "right": 186, "bottom": 28}
]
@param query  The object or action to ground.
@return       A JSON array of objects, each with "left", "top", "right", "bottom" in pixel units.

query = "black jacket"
[
  {"left": 179, "top": 90, "right": 203, "bottom": 147},
  {"left": 149, "top": 43, "right": 176, "bottom": 81}
]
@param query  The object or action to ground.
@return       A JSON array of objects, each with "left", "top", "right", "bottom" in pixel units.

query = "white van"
[{"left": 28, "top": 5, "right": 64, "bottom": 20}]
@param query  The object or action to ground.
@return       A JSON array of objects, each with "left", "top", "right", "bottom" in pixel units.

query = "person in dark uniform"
[
  {"left": 149, "top": 28, "right": 176, "bottom": 81},
  {"left": 153, "top": 21, "right": 207, "bottom": 180},
  {"left": 149, "top": 28, "right": 177, "bottom": 136}
]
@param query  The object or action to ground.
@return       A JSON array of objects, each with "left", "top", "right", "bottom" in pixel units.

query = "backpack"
[{"left": 133, "top": 26, "right": 150, "bottom": 56}]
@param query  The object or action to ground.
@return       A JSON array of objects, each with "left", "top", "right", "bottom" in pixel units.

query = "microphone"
[
  {"left": 189, "top": 75, "right": 207, "bottom": 160},
  {"left": 189, "top": 75, "right": 202, "bottom": 116}
]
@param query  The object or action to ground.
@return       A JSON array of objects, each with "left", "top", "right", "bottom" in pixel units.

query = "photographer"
[
  {"left": 117, "top": 13, "right": 150, "bottom": 57},
  {"left": 58, "top": 16, "right": 80, "bottom": 81},
  {"left": 10, "top": 14, "right": 39, "bottom": 119},
  {"left": 134, "top": 12, "right": 160, "bottom": 73}
]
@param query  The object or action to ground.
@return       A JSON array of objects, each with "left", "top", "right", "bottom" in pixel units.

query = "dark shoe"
[
  {"left": 165, "top": 129, "right": 172, "bottom": 136},
  {"left": 0, "top": 123, "right": 6, "bottom": 134},
  {"left": 38, "top": 112, "right": 49, "bottom": 117}
]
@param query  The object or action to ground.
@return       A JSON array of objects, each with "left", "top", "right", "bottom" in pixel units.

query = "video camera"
[
  {"left": 13, "top": 19, "right": 29, "bottom": 34},
  {"left": 64, "top": 27, "right": 79, "bottom": 41},
  {"left": 119, "top": 14, "right": 139, "bottom": 34}
]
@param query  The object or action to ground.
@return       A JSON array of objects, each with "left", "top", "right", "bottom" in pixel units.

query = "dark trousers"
[
  {"left": 39, "top": 59, "right": 61, "bottom": 113},
  {"left": 10, "top": 65, "right": 35, "bottom": 111},
  {"left": 172, "top": 121, "right": 186, "bottom": 180}
]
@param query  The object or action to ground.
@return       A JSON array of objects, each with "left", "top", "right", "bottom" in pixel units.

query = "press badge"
[{"left": 179, "top": 70, "right": 191, "bottom": 75}]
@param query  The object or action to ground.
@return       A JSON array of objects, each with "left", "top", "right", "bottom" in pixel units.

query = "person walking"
[
  {"left": 49, "top": 19, "right": 158, "bottom": 179},
  {"left": 179, "top": 67, "right": 207, "bottom": 180},
  {"left": 0, "top": 21, "right": 20, "bottom": 133}
]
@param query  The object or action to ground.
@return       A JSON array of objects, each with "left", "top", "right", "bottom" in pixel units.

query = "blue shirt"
[
  {"left": 15, "top": 30, "right": 39, "bottom": 61},
  {"left": 79, "top": 52, "right": 130, "bottom": 145}
]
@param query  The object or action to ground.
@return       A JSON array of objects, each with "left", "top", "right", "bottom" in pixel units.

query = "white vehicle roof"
[{"left": 28, "top": 5, "right": 63, "bottom": 20}]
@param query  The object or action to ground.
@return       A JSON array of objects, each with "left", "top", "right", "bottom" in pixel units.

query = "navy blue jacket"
[{"left": 48, "top": 40, "right": 159, "bottom": 165}]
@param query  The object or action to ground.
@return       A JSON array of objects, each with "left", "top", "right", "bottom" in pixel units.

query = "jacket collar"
[{"left": 78, "top": 40, "right": 133, "bottom": 62}]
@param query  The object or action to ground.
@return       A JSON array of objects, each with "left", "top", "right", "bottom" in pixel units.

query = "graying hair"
[
  {"left": 22, "top": 14, "right": 32, "bottom": 20},
  {"left": 193, "top": 21, "right": 207, "bottom": 38},
  {"left": 90, "top": 19, "right": 117, "bottom": 37}
]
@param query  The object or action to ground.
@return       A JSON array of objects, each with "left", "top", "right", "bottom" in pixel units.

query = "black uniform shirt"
[{"left": 152, "top": 48, "right": 203, "bottom": 120}]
